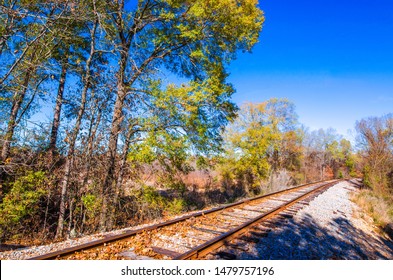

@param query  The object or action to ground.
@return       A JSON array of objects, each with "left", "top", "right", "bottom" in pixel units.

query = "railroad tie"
[
  {"left": 248, "top": 230, "right": 269, "bottom": 238},
  {"left": 239, "top": 235, "right": 260, "bottom": 243},
  {"left": 151, "top": 247, "right": 181, "bottom": 258},
  {"left": 215, "top": 251, "right": 237, "bottom": 260}
]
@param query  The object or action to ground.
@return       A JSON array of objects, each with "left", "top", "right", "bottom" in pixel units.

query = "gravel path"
[{"left": 239, "top": 180, "right": 393, "bottom": 259}]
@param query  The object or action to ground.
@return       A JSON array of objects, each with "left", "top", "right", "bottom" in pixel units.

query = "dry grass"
[{"left": 351, "top": 189, "right": 393, "bottom": 228}]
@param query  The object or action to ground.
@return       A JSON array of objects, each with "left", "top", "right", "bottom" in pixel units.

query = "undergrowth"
[{"left": 351, "top": 189, "right": 393, "bottom": 228}]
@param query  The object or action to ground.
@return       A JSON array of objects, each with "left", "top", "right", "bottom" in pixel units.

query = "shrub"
[
  {"left": 140, "top": 186, "right": 166, "bottom": 208},
  {"left": 165, "top": 198, "right": 186, "bottom": 215},
  {"left": 338, "top": 171, "right": 344, "bottom": 179},
  {"left": 352, "top": 189, "right": 393, "bottom": 228},
  {"left": 0, "top": 171, "right": 47, "bottom": 240},
  {"left": 81, "top": 194, "right": 101, "bottom": 217},
  {"left": 132, "top": 186, "right": 167, "bottom": 221}
]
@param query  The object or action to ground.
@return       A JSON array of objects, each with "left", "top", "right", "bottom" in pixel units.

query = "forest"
[{"left": 0, "top": 0, "right": 392, "bottom": 244}]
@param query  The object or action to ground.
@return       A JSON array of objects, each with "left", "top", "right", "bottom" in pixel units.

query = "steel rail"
[
  {"left": 28, "top": 179, "right": 337, "bottom": 260},
  {"left": 173, "top": 180, "right": 339, "bottom": 260}
]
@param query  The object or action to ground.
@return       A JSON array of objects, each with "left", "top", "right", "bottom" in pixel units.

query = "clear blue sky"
[{"left": 228, "top": 0, "right": 393, "bottom": 140}]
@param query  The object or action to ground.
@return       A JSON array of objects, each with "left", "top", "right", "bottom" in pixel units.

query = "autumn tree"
[
  {"left": 97, "top": 0, "right": 264, "bottom": 230},
  {"left": 300, "top": 127, "right": 355, "bottom": 181},
  {"left": 221, "top": 99, "right": 300, "bottom": 192},
  {"left": 356, "top": 114, "right": 393, "bottom": 194}
]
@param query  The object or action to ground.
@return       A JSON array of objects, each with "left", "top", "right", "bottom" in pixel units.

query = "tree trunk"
[
  {"left": 107, "top": 124, "right": 133, "bottom": 229},
  {"left": 81, "top": 105, "right": 102, "bottom": 190},
  {"left": 55, "top": 79, "right": 90, "bottom": 238},
  {"left": 99, "top": 44, "right": 130, "bottom": 230},
  {"left": 99, "top": 79, "right": 126, "bottom": 231},
  {"left": 49, "top": 58, "right": 68, "bottom": 161},
  {"left": 55, "top": 20, "right": 97, "bottom": 239},
  {"left": 55, "top": 157, "right": 71, "bottom": 239},
  {"left": 1, "top": 70, "right": 31, "bottom": 162}
]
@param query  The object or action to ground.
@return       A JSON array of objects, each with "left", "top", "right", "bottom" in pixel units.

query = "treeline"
[
  {"left": 0, "top": 0, "right": 264, "bottom": 242},
  {"left": 220, "top": 99, "right": 357, "bottom": 195}
]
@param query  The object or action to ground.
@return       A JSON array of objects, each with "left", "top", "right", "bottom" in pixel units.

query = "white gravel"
[{"left": 240, "top": 180, "right": 393, "bottom": 259}]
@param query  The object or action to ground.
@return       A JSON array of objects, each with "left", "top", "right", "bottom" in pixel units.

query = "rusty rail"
[
  {"left": 174, "top": 180, "right": 338, "bottom": 260},
  {"left": 28, "top": 179, "right": 338, "bottom": 260}
]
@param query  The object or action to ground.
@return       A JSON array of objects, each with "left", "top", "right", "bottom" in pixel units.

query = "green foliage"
[
  {"left": 128, "top": 76, "right": 237, "bottom": 169},
  {"left": 338, "top": 171, "right": 344, "bottom": 179},
  {"left": 81, "top": 194, "right": 100, "bottom": 216},
  {"left": 165, "top": 180, "right": 187, "bottom": 194},
  {"left": 121, "top": 0, "right": 264, "bottom": 187},
  {"left": 325, "top": 138, "right": 355, "bottom": 178},
  {"left": 133, "top": 186, "right": 188, "bottom": 219},
  {"left": 345, "top": 155, "right": 356, "bottom": 174},
  {"left": 138, "top": 186, "right": 167, "bottom": 209},
  {"left": 127, "top": 76, "right": 239, "bottom": 195},
  {"left": 220, "top": 99, "right": 300, "bottom": 190},
  {"left": 0, "top": 171, "right": 47, "bottom": 239},
  {"left": 166, "top": 198, "right": 186, "bottom": 215}
]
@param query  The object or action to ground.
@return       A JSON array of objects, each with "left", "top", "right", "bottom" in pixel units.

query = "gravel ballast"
[{"left": 239, "top": 180, "right": 393, "bottom": 259}]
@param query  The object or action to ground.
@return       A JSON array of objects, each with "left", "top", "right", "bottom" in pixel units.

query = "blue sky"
[{"left": 228, "top": 0, "right": 393, "bottom": 140}]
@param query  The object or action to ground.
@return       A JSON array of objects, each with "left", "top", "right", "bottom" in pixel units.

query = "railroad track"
[{"left": 29, "top": 180, "right": 340, "bottom": 260}]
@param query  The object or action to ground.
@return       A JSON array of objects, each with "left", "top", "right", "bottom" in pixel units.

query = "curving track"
[{"left": 29, "top": 180, "right": 340, "bottom": 260}]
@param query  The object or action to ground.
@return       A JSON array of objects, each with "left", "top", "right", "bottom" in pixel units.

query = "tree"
[
  {"left": 221, "top": 99, "right": 299, "bottom": 192},
  {"left": 0, "top": 1, "right": 78, "bottom": 169},
  {"left": 325, "top": 138, "right": 354, "bottom": 178},
  {"left": 55, "top": 1, "right": 104, "bottom": 237},
  {"left": 98, "top": 0, "right": 264, "bottom": 230},
  {"left": 0, "top": 0, "right": 264, "bottom": 238},
  {"left": 0, "top": 2, "right": 58, "bottom": 161},
  {"left": 356, "top": 114, "right": 393, "bottom": 193}
]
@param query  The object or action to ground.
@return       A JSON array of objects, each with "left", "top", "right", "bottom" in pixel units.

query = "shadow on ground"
[{"left": 239, "top": 213, "right": 393, "bottom": 260}]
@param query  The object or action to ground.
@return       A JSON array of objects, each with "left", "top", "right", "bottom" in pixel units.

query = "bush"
[
  {"left": 81, "top": 194, "right": 101, "bottom": 218},
  {"left": 132, "top": 186, "right": 167, "bottom": 221},
  {"left": 338, "top": 171, "right": 344, "bottom": 179},
  {"left": 352, "top": 189, "right": 393, "bottom": 228},
  {"left": 140, "top": 186, "right": 166, "bottom": 208},
  {"left": 0, "top": 171, "right": 47, "bottom": 240},
  {"left": 165, "top": 198, "right": 186, "bottom": 215}
]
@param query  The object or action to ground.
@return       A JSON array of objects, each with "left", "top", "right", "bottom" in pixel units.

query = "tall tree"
[
  {"left": 98, "top": 0, "right": 264, "bottom": 230},
  {"left": 0, "top": 1, "right": 75, "bottom": 162},
  {"left": 47, "top": 3, "right": 93, "bottom": 160},
  {"left": 55, "top": 9, "right": 101, "bottom": 238}
]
